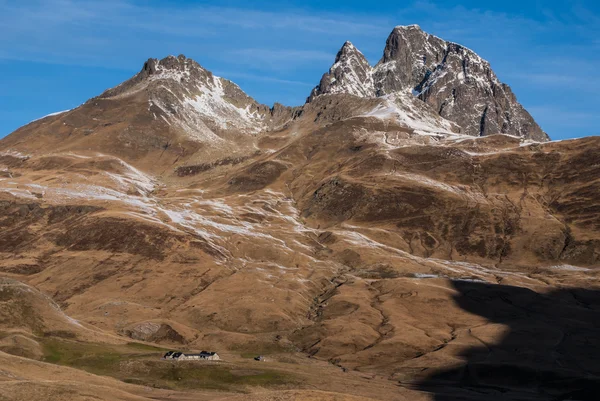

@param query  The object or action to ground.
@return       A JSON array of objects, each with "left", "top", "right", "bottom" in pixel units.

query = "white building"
[{"left": 163, "top": 350, "right": 220, "bottom": 361}]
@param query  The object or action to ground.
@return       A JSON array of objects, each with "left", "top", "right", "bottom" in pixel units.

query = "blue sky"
[{"left": 1, "top": 0, "right": 598, "bottom": 140}]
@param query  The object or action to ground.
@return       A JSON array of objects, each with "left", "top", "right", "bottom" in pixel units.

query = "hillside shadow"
[{"left": 414, "top": 281, "right": 600, "bottom": 400}]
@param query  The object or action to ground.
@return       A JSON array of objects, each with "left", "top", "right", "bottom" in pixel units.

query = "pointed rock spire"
[{"left": 308, "top": 41, "right": 375, "bottom": 101}]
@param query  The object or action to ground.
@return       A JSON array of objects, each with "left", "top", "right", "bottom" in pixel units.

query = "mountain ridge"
[
  {"left": 310, "top": 24, "right": 548, "bottom": 141},
  {"left": 11, "top": 25, "right": 547, "bottom": 150}
]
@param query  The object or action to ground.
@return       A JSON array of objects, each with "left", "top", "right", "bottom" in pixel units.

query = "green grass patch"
[
  {"left": 153, "top": 364, "right": 293, "bottom": 390},
  {"left": 40, "top": 338, "right": 296, "bottom": 391},
  {"left": 42, "top": 339, "right": 123, "bottom": 375}
]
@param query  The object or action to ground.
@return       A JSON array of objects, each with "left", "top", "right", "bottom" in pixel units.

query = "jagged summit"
[
  {"left": 396, "top": 24, "right": 421, "bottom": 29},
  {"left": 307, "top": 37, "right": 459, "bottom": 135},
  {"left": 341, "top": 40, "right": 354, "bottom": 49},
  {"left": 308, "top": 41, "right": 374, "bottom": 101},
  {"left": 309, "top": 25, "right": 548, "bottom": 141},
  {"left": 336, "top": 41, "right": 363, "bottom": 63},
  {"left": 99, "top": 55, "right": 207, "bottom": 98}
]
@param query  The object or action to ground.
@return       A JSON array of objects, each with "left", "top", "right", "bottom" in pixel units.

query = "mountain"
[
  {"left": 0, "top": 54, "right": 297, "bottom": 174},
  {"left": 0, "top": 25, "right": 599, "bottom": 401},
  {"left": 99, "top": 54, "right": 284, "bottom": 136},
  {"left": 310, "top": 25, "right": 548, "bottom": 141}
]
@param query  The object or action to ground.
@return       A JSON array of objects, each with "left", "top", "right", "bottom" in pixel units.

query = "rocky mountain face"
[
  {"left": 311, "top": 25, "right": 548, "bottom": 141},
  {"left": 0, "top": 25, "right": 598, "bottom": 401}
]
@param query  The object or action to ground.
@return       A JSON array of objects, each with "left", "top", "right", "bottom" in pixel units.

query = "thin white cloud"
[
  {"left": 216, "top": 71, "right": 314, "bottom": 87},
  {"left": 0, "top": 0, "right": 389, "bottom": 69},
  {"left": 0, "top": 0, "right": 387, "bottom": 38},
  {"left": 226, "top": 49, "right": 334, "bottom": 71}
]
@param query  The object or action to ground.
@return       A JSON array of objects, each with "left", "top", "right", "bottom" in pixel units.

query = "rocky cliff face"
[{"left": 310, "top": 25, "right": 548, "bottom": 141}]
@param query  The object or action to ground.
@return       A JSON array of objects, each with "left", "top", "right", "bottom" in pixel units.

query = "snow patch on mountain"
[
  {"left": 309, "top": 41, "right": 375, "bottom": 101},
  {"left": 0, "top": 150, "right": 30, "bottom": 160},
  {"left": 360, "top": 93, "right": 459, "bottom": 135},
  {"left": 184, "top": 76, "right": 267, "bottom": 133},
  {"left": 28, "top": 109, "right": 71, "bottom": 124}
]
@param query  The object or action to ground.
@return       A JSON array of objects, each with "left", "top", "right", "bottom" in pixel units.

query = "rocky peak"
[
  {"left": 97, "top": 55, "right": 279, "bottom": 140},
  {"left": 308, "top": 25, "right": 548, "bottom": 141},
  {"left": 308, "top": 41, "right": 375, "bottom": 101},
  {"left": 148, "top": 54, "right": 191, "bottom": 71},
  {"left": 143, "top": 55, "right": 219, "bottom": 89},
  {"left": 375, "top": 25, "right": 447, "bottom": 93},
  {"left": 336, "top": 41, "right": 363, "bottom": 62},
  {"left": 380, "top": 25, "right": 443, "bottom": 63},
  {"left": 98, "top": 54, "right": 211, "bottom": 99}
]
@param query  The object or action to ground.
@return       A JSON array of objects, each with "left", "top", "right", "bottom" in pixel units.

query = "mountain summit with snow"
[
  {"left": 308, "top": 41, "right": 374, "bottom": 101},
  {"left": 310, "top": 25, "right": 548, "bottom": 141},
  {"left": 99, "top": 54, "right": 283, "bottom": 138}
]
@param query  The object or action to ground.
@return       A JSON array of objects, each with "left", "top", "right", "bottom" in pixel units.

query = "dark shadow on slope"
[{"left": 414, "top": 281, "right": 600, "bottom": 400}]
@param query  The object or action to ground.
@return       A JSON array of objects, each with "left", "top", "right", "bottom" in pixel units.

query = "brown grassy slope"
[{"left": 0, "top": 95, "right": 599, "bottom": 400}]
